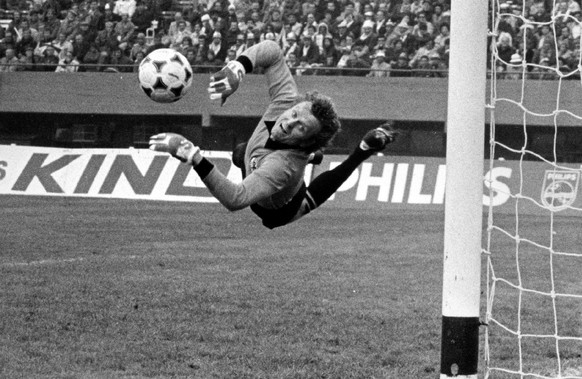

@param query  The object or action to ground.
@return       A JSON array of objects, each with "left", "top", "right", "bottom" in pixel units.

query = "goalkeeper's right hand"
[
  {"left": 149, "top": 133, "right": 202, "bottom": 165},
  {"left": 207, "top": 60, "right": 245, "bottom": 105}
]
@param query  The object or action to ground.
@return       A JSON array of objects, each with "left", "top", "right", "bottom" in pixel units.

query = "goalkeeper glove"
[
  {"left": 207, "top": 60, "right": 246, "bottom": 105},
  {"left": 149, "top": 133, "right": 202, "bottom": 165}
]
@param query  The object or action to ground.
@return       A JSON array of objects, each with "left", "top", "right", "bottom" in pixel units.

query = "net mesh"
[{"left": 485, "top": 0, "right": 582, "bottom": 378}]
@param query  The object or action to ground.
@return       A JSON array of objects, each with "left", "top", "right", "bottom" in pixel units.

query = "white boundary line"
[{"left": 0, "top": 255, "right": 140, "bottom": 268}]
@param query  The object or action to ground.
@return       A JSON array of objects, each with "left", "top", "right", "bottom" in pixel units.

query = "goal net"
[{"left": 485, "top": 0, "right": 582, "bottom": 378}]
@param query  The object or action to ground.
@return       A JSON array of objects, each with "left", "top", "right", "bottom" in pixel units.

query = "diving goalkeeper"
[{"left": 149, "top": 40, "right": 396, "bottom": 229}]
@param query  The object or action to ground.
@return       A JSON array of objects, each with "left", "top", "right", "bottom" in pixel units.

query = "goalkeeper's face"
[{"left": 270, "top": 101, "right": 322, "bottom": 148}]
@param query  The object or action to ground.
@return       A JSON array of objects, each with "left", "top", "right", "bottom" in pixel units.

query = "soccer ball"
[{"left": 138, "top": 49, "right": 193, "bottom": 103}]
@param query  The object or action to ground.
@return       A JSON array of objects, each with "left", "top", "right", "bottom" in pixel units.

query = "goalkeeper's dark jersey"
[{"left": 199, "top": 40, "right": 312, "bottom": 211}]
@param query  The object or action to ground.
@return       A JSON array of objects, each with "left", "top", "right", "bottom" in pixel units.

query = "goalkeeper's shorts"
[{"left": 250, "top": 183, "right": 309, "bottom": 229}]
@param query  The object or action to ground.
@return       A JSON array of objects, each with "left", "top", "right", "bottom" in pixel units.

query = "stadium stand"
[{"left": 0, "top": 0, "right": 577, "bottom": 78}]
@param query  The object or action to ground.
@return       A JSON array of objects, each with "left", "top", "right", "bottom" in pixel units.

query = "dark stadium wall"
[{"left": 1, "top": 73, "right": 581, "bottom": 160}]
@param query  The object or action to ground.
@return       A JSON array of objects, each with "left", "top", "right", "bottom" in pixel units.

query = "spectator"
[
  {"left": 410, "top": 0, "right": 423, "bottom": 16},
  {"left": 433, "top": 22, "right": 449, "bottom": 51},
  {"left": 534, "top": 38, "right": 556, "bottom": 66},
  {"left": 505, "top": 52, "right": 523, "bottom": 80},
  {"left": 409, "top": 38, "right": 435, "bottom": 67},
  {"left": 391, "top": 52, "right": 412, "bottom": 77},
  {"left": 297, "top": 32, "right": 320, "bottom": 64},
  {"left": 35, "top": 26, "right": 54, "bottom": 47},
  {"left": 286, "top": 51, "right": 299, "bottom": 73},
  {"left": 107, "top": 47, "right": 134, "bottom": 71},
  {"left": 260, "top": 24, "right": 279, "bottom": 42},
  {"left": 321, "top": 36, "right": 339, "bottom": 65},
  {"left": 2, "top": 29, "right": 17, "bottom": 51},
  {"left": 224, "top": 20, "right": 240, "bottom": 47},
  {"left": 367, "top": 50, "right": 390, "bottom": 77},
  {"left": 16, "top": 19, "right": 39, "bottom": 43},
  {"left": 414, "top": 11, "right": 435, "bottom": 35},
  {"left": 431, "top": 3, "right": 446, "bottom": 31},
  {"left": 233, "top": 33, "right": 248, "bottom": 57},
  {"left": 177, "top": 36, "right": 194, "bottom": 55},
  {"left": 224, "top": 46, "right": 237, "bottom": 63},
  {"left": 568, "top": 10, "right": 582, "bottom": 39},
  {"left": 558, "top": 38, "right": 577, "bottom": 70},
  {"left": 83, "top": 43, "right": 101, "bottom": 71},
  {"left": 391, "top": 19, "right": 417, "bottom": 55},
  {"left": 55, "top": 48, "right": 80, "bottom": 72},
  {"left": 536, "top": 24, "right": 553, "bottom": 50},
  {"left": 131, "top": 1, "right": 153, "bottom": 33},
  {"left": 302, "top": 23, "right": 317, "bottom": 41},
  {"left": 39, "top": 44, "right": 60, "bottom": 71},
  {"left": 71, "top": 33, "right": 91, "bottom": 63},
  {"left": 374, "top": 10, "right": 389, "bottom": 36},
  {"left": 168, "top": 12, "right": 192, "bottom": 39},
  {"left": 249, "top": 11, "right": 265, "bottom": 33},
  {"left": 412, "top": 54, "right": 433, "bottom": 77},
  {"left": 43, "top": 8, "right": 61, "bottom": 41},
  {"left": 184, "top": 47, "right": 196, "bottom": 66},
  {"left": 225, "top": 4, "right": 238, "bottom": 26},
  {"left": 78, "top": 20, "right": 98, "bottom": 44},
  {"left": 196, "top": 32, "right": 208, "bottom": 55},
  {"left": 27, "top": 10, "right": 42, "bottom": 31},
  {"left": 532, "top": 57, "right": 559, "bottom": 80},
  {"left": 207, "top": 31, "right": 227, "bottom": 62},
  {"left": 115, "top": 13, "right": 136, "bottom": 45},
  {"left": 411, "top": 15, "right": 433, "bottom": 48},
  {"left": 48, "top": 32, "right": 72, "bottom": 60},
  {"left": 132, "top": 49, "right": 145, "bottom": 71},
  {"left": 95, "top": 21, "right": 119, "bottom": 54},
  {"left": 355, "top": 20, "right": 377, "bottom": 53},
  {"left": 87, "top": 0, "right": 105, "bottom": 32},
  {"left": 200, "top": 14, "right": 215, "bottom": 39},
  {"left": 266, "top": 9, "right": 284, "bottom": 34},
  {"left": 103, "top": 3, "right": 122, "bottom": 24},
  {"left": 295, "top": 55, "right": 315, "bottom": 75},
  {"left": 170, "top": 20, "right": 193, "bottom": 48},
  {"left": 396, "top": 0, "right": 412, "bottom": 20},
  {"left": 15, "top": 28, "right": 36, "bottom": 56},
  {"left": 0, "top": 48, "right": 19, "bottom": 71},
  {"left": 428, "top": 51, "right": 447, "bottom": 77},
  {"left": 113, "top": 0, "right": 137, "bottom": 18},
  {"left": 385, "top": 38, "right": 404, "bottom": 64},
  {"left": 318, "top": 53, "right": 339, "bottom": 75},
  {"left": 496, "top": 31, "right": 514, "bottom": 68},
  {"left": 191, "top": 41, "right": 207, "bottom": 73},
  {"left": 337, "top": 12, "right": 360, "bottom": 39},
  {"left": 285, "top": 13, "right": 303, "bottom": 37},
  {"left": 18, "top": 46, "right": 40, "bottom": 71},
  {"left": 58, "top": 10, "right": 80, "bottom": 41},
  {"left": 7, "top": 10, "right": 22, "bottom": 30},
  {"left": 201, "top": 49, "right": 221, "bottom": 72},
  {"left": 557, "top": 25, "right": 575, "bottom": 51},
  {"left": 344, "top": 44, "right": 371, "bottom": 76},
  {"left": 314, "top": 22, "right": 332, "bottom": 52}
]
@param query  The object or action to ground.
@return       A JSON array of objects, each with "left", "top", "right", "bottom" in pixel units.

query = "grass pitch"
[{"left": 1, "top": 196, "right": 581, "bottom": 378}]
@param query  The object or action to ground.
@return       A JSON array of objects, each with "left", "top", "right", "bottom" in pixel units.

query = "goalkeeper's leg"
[
  {"left": 289, "top": 124, "right": 397, "bottom": 224},
  {"left": 249, "top": 124, "right": 396, "bottom": 229}
]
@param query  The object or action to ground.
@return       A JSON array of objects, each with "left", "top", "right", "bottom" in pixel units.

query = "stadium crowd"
[{"left": 0, "top": 0, "right": 577, "bottom": 78}]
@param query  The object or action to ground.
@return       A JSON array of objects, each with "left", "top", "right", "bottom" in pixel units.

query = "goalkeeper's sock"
[{"left": 305, "top": 147, "right": 370, "bottom": 208}]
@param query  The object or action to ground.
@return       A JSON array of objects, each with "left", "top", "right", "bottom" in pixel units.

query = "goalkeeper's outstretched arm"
[
  {"left": 208, "top": 40, "right": 298, "bottom": 108},
  {"left": 149, "top": 133, "right": 285, "bottom": 211}
]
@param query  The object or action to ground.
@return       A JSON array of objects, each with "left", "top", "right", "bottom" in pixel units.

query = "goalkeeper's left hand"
[
  {"left": 149, "top": 133, "right": 202, "bottom": 165},
  {"left": 207, "top": 60, "right": 245, "bottom": 105}
]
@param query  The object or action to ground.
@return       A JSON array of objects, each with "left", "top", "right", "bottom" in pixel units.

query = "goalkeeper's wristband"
[
  {"left": 235, "top": 55, "right": 253, "bottom": 74},
  {"left": 193, "top": 157, "right": 214, "bottom": 180}
]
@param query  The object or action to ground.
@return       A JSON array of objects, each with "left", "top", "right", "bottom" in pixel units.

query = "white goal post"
[{"left": 440, "top": 0, "right": 489, "bottom": 378}]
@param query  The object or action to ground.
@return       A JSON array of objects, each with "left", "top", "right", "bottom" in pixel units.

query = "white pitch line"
[{"left": 0, "top": 255, "right": 141, "bottom": 268}]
